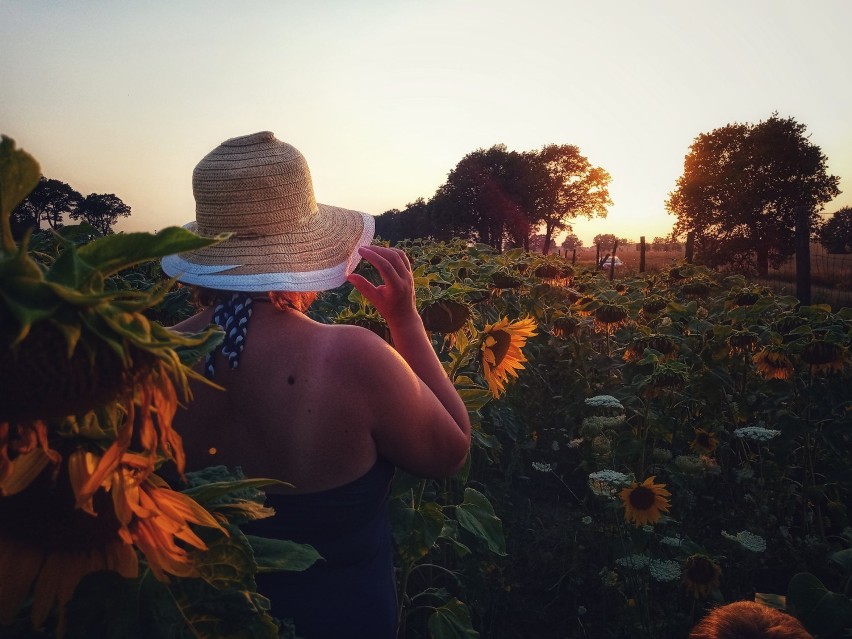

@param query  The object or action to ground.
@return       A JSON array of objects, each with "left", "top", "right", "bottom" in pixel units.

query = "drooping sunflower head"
[
  {"left": 480, "top": 317, "right": 537, "bottom": 397},
  {"left": 681, "top": 280, "right": 712, "bottom": 299},
  {"left": 690, "top": 428, "right": 718, "bottom": 454},
  {"left": 727, "top": 330, "right": 760, "bottom": 356},
  {"left": 619, "top": 475, "right": 671, "bottom": 526},
  {"left": 800, "top": 340, "right": 845, "bottom": 376},
  {"left": 646, "top": 360, "right": 689, "bottom": 396},
  {"left": 624, "top": 334, "right": 676, "bottom": 362},
  {"left": 753, "top": 346, "right": 794, "bottom": 380},
  {"left": 641, "top": 296, "right": 668, "bottom": 317},
  {"left": 593, "top": 303, "right": 629, "bottom": 334},
  {"left": 682, "top": 554, "right": 722, "bottom": 599},
  {"left": 551, "top": 315, "right": 580, "bottom": 340}
]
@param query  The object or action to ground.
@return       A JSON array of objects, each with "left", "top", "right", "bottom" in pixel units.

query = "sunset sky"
[{"left": 2, "top": 1, "right": 851, "bottom": 246}]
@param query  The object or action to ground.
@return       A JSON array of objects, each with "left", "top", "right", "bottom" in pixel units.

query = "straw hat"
[{"left": 161, "top": 131, "right": 374, "bottom": 291}]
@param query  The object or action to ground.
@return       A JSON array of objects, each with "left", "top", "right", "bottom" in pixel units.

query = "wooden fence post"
[
  {"left": 639, "top": 236, "right": 646, "bottom": 273},
  {"left": 595, "top": 243, "right": 601, "bottom": 269},
  {"left": 795, "top": 205, "right": 811, "bottom": 305},
  {"left": 572, "top": 248, "right": 576, "bottom": 265},
  {"left": 685, "top": 232, "right": 695, "bottom": 264},
  {"left": 610, "top": 240, "right": 619, "bottom": 282}
]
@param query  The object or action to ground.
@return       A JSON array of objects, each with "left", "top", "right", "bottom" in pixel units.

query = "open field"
[{"left": 552, "top": 244, "right": 852, "bottom": 308}]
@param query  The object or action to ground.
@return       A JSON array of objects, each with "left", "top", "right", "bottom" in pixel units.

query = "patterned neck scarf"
[{"left": 205, "top": 292, "right": 256, "bottom": 378}]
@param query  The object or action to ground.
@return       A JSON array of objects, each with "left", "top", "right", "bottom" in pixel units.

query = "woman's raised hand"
[{"left": 346, "top": 246, "right": 418, "bottom": 327}]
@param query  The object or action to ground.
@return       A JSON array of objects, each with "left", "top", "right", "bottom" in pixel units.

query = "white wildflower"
[
  {"left": 585, "top": 395, "right": 623, "bottom": 410},
  {"left": 734, "top": 426, "right": 781, "bottom": 441},
  {"left": 615, "top": 554, "right": 650, "bottom": 570},
  {"left": 660, "top": 536, "right": 683, "bottom": 548},
  {"left": 581, "top": 516, "right": 592, "bottom": 525},
  {"left": 567, "top": 437, "right": 584, "bottom": 448},
  {"left": 722, "top": 530, "right": 767, "bottom": 552},
  {"left": 577, "top": 606, "right": 587, "bottom": 615},
  {"left": 551, "top": 440, "right": 560, "bottom": 451},
  {"left": 532, "top": 462, "right": 553, "bottom": 473},
  {"left": 649, "top": 559, "right": 680, "bottom": 582},
  {"left": 642, "top": 525, "right": 654, "bottom": 533},
  {"left": 588, "top": 469, "right": 631, "bottom": 497},
  {"left": 660, "top": 317, "right": 673, "bottom": 327}
]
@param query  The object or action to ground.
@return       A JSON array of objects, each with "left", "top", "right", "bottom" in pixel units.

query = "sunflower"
[
  {"left": 593, "top": 304, "right": 629, "bottom": 334},
  {"left": 682, "top": 554, "right": 722, "bottom": 599},
  {"left": 0, "top": 442, "right": 224, "bottom": 629},
  {"left": 619, "top": 476, "right": 671, "bottom": 526},
  {"left": 0, "top": 452, "right": 136, "bottom": 629},
  {"left": 480, "top": 317, "right": 537, "bottom": 397},
  {"left": 753, "top": 346, "right": 794, "bottom": 380},
  {"left": 727, "top": 330, "right": 759, "bottom": 356},
  {"left": 689, "top": 428, "right": 718, "bottom": 454},
  {"left": 800, "top": 340, "right": 845, "bottom": 375}
]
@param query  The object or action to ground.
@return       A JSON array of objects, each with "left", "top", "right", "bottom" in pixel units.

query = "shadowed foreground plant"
[{"left": 0, "top": 136, "right": 240, "bottom": 633}]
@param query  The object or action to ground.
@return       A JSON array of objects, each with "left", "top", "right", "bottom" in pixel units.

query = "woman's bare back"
[{"left": 173, "top": 303, "right": 379, "bottom": 493}]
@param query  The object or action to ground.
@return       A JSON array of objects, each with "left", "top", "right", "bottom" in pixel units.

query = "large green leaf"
[
  {"left": 0, "top": 135, "right": 40, "bottom": 253},
  {"left": 427, "top": 599, "right": 480, "bottom": 639},
  {"left": 245, "top": 535, "right": 323, "bottom": 573},
  {"left": 155, "top": 526, "right": 280, "bottom": 639},
  {"left": 75, "top": 226, "right": 227, "bottom": 279},
  {"left": 390, "top": 499, "right": 445, "bottom": 565},
  {"left": 455, "top": 488, "right": 506, "bottom": 556},
  {"left": 787, "top": 571, "right": 852, "bottom": 637},
  {"left": 182, "top": 478, "right": 290, "bottom": 507}
]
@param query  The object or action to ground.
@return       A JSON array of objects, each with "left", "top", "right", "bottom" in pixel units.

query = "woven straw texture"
[{"left": 161, "top": 132, "right": 374, "bottom": 291}]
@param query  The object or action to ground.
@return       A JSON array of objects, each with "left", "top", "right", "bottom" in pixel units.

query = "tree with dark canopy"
[
  {"left": 818, "top": 206, "right": 852, "bottom": 254},
  {"left": 666, "top": 113, "right": 840, "bottom": 276},
  {"left": 10, "top": 176, "right": 83, "bottom": 239},
  {"left": 70, "top": 193, "right": 131, "bottom": 236},
  {"left": 430, "top": 145, "right": 534, "bottom": 251},
  {"left": 527, "top": 144, "right": 611, "bottom": 254}
]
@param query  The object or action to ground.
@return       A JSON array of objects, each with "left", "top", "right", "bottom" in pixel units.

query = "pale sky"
[{"left": 2, "top": 1, "right": 851, "bottom": 246}]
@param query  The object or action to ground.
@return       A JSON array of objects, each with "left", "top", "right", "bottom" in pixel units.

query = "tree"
[
  {"left": 593, "top": 233, "right": 618, "bottom": 251},
  {"left": 818, "top": 206, "right": 852, "bottom": 254},
  {"left": 528, "top": 234, "right": 548, "bottom": 253},
  {"left": 528, "top": 144, "right": 611, "bottom": 255},
  {"left": 560, "top": 233, "right": 583, "bottom": 250},
  {"left": 431, "top": 145, "right": 532, "bottom": 251},
  {"left": 666, "top": 113, "right": 840, "bottom": 276},
  {"left": 10, "top": 176, "right": 83, "bottom": 239},
  {"left": 70, "top": 193, "right": 131, "bottom": 235},
  {"left": 374, "top": 199, "right": 435, "bottom": 244}
]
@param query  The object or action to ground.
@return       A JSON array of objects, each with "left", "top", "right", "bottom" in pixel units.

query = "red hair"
[{"left": 689, "top": 601, "right": 813, "bottom": 639}]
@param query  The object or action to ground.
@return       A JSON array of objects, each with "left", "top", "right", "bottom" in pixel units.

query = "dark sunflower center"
[
  {"left": 490, "top": 330, "right": 512, "bottom": 367},
  {"left": 687, "top": 558, "right": 716, "bottom": 584},
  {"left": 629, "top": 486, "right": 656, "bottom": 510},
  {"left": 696, "top": 433, "right": 711, "bottom": 448}
]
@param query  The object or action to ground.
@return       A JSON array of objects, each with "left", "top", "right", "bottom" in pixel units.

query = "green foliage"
[
  {"left": 787, "top": 572, "right": 852, "bottom": 638},
  {"left": 819, "top": 206, "right": 852, "bottom": 254},
  {"left": 667, "top": 113, "right": 840, "bottom": 276}
]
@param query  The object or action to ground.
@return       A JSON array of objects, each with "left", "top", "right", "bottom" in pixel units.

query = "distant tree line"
[
  {"left": 376, "top": 144, "right": 612, "bottom": 254},
  {"left": 11, "top": 176, "right": 131, "bottom": 239},
  {"left": 379, "top": 113, "right": 845, "bottom": 274}
]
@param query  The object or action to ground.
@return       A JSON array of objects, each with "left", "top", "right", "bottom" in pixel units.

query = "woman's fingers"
[{"left": 361, "top": 246, "right": 410, "bottom": 278}]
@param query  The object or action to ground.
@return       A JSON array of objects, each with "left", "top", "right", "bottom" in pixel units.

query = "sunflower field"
[
  {"left": 3, "top": 137, "right": 852, "bottom": 638},
  {"left": 333, "top": 238, "right": 851, "bottom": 639}
]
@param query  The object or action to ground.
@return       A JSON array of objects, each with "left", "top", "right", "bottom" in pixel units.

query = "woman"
[
  {"left": 162, "top": 132, "right": 471, "bottom": 638},
  {"left": 689, "top": 601, "right": 813, "bottom": 639}
]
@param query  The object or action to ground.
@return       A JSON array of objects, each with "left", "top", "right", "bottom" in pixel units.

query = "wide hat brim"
[{"left": 162, "top": 205, "right": 375, "bottom": 292}]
